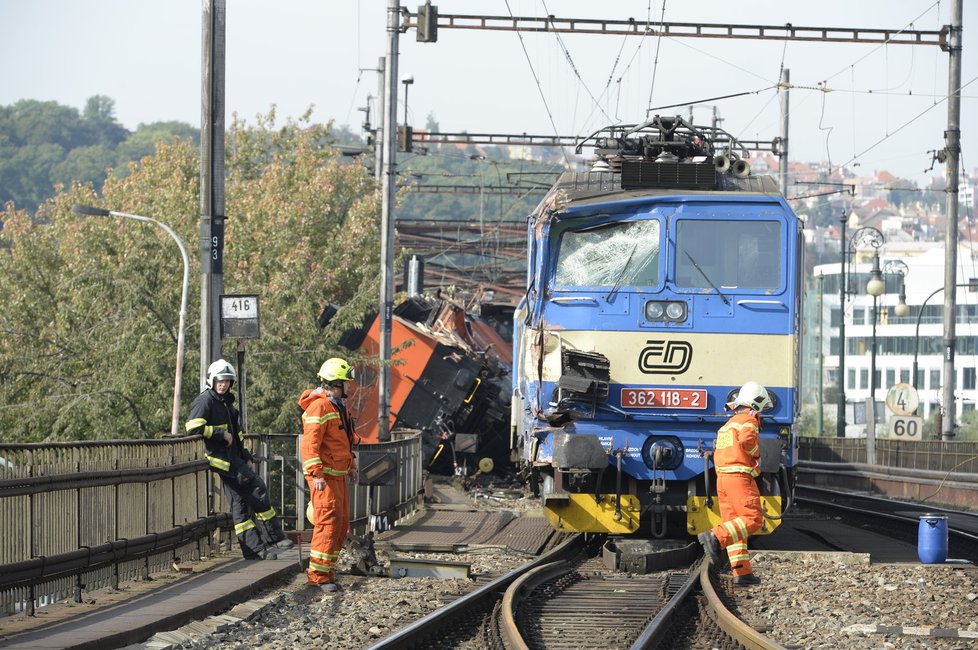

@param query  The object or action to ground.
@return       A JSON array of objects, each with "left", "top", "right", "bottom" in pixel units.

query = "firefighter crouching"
[
  {"left": 186, "top": 359, "right": 294, "bottom": 559},
  {"left": 698, "top": 381, "right": 771, "bottom": 586},
  {"left": 299, "top": 357, "right": 359, "bottom": 593}
]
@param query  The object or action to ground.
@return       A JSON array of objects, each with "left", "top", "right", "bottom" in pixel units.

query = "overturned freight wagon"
[{"left": 339, "top": 296, "right": 513, "bottom": 475}]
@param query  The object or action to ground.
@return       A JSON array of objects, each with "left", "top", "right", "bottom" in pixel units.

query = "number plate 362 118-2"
[{"left": 621, "top": 388, "right": 707, "bottom": 410}]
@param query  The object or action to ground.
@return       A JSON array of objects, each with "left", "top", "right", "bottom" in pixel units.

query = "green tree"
[
  {"left": 82, "top": 95, "right": 128, "bottom": 148},
  {"left": 0, "top": 109, "right": 380, "bottom": 441},
  {"left": 51, "top": 144, "right": 116, "bottom": 192},
  {"left": 115, "top": 121, "right": 200, "bottom": 174}
]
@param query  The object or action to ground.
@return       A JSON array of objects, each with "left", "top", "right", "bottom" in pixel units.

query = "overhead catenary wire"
[
  {"left": 830, "top": 73, "right": 978, "bottom": 177},
  {"left": 539, "top": 0, "right": 613, "bottom": 129},
  {"left": 503, "top": 0, "right": 572, "bottom": 168},
  {"left": 644, "top": 0, "right": 668, "bottom": 116}
]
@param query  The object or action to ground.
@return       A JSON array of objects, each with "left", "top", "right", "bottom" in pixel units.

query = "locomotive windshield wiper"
[
  {"left": 683, "top": 251, "right": 730, "bottom": 305},
  {"left": 605, "top": 243, "right": 638, "bottom": 302}
]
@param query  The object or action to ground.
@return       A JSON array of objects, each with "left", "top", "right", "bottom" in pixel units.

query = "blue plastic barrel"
[{"left": 917, "top": 514, "right": 948, "bottom": 564}]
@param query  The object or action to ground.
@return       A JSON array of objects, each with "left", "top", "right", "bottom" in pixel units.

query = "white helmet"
[
  {"left": 206, "top": 359, "right": 237, "bottom": 389},
  {"left": 726, "top": 381, "right": 773, "bottom": 412}
]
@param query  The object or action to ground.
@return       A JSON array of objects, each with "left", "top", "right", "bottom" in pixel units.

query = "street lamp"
[
  {"left": 401, "top": 73, "right": 414, "bottom": 125},
  {"left": 836, "top": 222, "right": 884, "bottom": 437},
  {"left": 71, "top": 204, "right": 190, "bottom": 437},
  {"left": 866, "top": 259, "right": 909, "bottom": 412},
  {"left": 912, "top": 281, "right": 975, "bottom": 390}
]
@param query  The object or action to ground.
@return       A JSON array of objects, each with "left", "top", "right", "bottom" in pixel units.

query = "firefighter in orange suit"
[
  {"left": 698, "top": 381, "right": 771, "bottom": 586},
  {"left": 299, "top": 357, "right": 358, "bottom": 593}
]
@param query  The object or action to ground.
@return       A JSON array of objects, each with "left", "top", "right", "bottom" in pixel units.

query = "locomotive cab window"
[
  {"left": 675, "top": 219, "right": 782, "bottom": 290},
  {"left": 554, "top": 219, "right": 661, "bottom": 288}
]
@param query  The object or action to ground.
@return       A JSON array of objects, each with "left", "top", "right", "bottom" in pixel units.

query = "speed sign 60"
[{"left": 887, "top": 415, "right": 923, "bottom": 439}]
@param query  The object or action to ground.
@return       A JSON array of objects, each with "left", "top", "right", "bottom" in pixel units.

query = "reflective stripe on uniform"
[
  {"left": 309, "top": 559, "right": 334, "bottom": 573},
  {"left": 256, "top": 507, "right": 277, "bottom": 521},
  {"left": 717, "top": 465, "right": 759, "bottom": 477},
  {"left": 235, "top": 519, "right": 256, "bottom": 535},
  {"left": 726, "top": 541, "right": 750, "bottom": 564},
  {"left": 303, "top": 412, "right": 339, "bottom": 425},
  {"left": 186, "top": 417, "right": 207, "bottom": 433},
  {"left": 723, "top": 517, "right": 751, "bottom": 543},
  {"left": 303, "top": 457, "right": 323, "bottom": 471},
  {"left": 206, "top": 455, "right": 231, "bottom": 471}
]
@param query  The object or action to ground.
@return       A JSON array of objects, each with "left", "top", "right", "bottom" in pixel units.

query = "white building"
[{"left": 810, "top": 240, "right": 978, "bottom": 436}]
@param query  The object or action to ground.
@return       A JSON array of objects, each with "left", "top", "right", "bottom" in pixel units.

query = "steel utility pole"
[
  {"left": 378, "top": 0, "right": 400, "bottom": 441},
  {"left": 941, "top": 0, "right": 963, "bottom": 440},
  {"left": 375, "top": 56, "right": 386, "bottom": 183},
  {"left": 778, "top": 68, "right": 790, "bottom": 197},
  {"left": 200, "top": 0, "right": 226, "bottom": 390}
]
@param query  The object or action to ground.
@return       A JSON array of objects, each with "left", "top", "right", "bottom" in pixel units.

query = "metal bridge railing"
[
  {"left": 0, "top": 432, "right": 423, "bottom": 617},
  {"left": 798, "top": 436, "right": 978, "bottom": 474}
]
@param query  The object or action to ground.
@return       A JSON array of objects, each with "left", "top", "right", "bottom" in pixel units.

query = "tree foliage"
[
  {"left": 0, "top": 97, "right": 199, "bottom": 214},
  {"left": 0, "top": 109, "right": 380, "bottom": 441}
]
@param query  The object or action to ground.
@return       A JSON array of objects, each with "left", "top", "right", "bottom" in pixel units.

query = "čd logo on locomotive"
[{"left": 638, "top": 339, "right": 693, "bottom": 374}]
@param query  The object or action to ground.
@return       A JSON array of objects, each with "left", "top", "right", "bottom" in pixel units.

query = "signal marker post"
[
  {"left": 220, "top": 295, "right": 260, "bottom": 461},
  {"left": 885, "top": 383, "right": 922, "bottom": 440}
]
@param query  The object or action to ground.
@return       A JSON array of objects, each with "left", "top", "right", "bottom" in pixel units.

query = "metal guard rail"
[
  {"left": 0, "top": 459, "right": 207, "bottom": 496},
  {"left": 0, "top": 512, "right": 231, "bottom": 591}
]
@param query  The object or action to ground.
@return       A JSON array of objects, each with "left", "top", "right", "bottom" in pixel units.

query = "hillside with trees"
[
  {"left": 0, "top": 108, "right": 380, "bottom": 442},
  {"left": 0, "top": 96, "right": 198, "bottom": 214}
]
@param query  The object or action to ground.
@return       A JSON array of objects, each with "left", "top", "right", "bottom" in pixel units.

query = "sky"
[{"left": 1, "top": 0, "right": 975, "bottom": 188}]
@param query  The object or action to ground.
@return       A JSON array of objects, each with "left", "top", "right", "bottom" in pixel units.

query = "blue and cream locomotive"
[{"left": 512, "top": 116, "right": 800, "bottom": 538}]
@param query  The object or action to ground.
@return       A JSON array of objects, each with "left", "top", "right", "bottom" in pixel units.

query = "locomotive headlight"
[
  {"left": 645, "top": 302, "right": 665, "bottom": 320},
  {"left": 644, "top": 300, "right": 688, "bottom": 323},
  {"left": 665, "top": 302, "right": 687, "bottom": 321}
]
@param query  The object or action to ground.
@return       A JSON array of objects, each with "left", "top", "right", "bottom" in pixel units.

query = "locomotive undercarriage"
[{"left": 527, "top": 430, "right": 792, "bottom": 538}]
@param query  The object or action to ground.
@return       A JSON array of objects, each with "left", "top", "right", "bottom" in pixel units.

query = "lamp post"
[
  {"left": 836, "top": 212, "right": 847, "bottom": 437},
  {"left": 817, "top": 272, "right": 824, "bottom": 437},
  {"left": 401, "top": 73, "right": 414, "bottom": 126},
  {"left": 837, "top": 224, "right": 885, "bottom": 437},
  {"left": 71, "top": 204, "right": 190, "bottom": 438},
  {"left": 913, "top": 282, "right": 974, "bottom": 390},
  {"left": 866, "top": 259, "right": 909, "bottom": 410}
]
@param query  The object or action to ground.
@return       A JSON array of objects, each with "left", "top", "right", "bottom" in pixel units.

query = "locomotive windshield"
[
  {"left": 554, "top": 220, "right": 660, "bottom": 287},
  {"left": 675, "top": 220, "right": 782, "bottom": 290}
]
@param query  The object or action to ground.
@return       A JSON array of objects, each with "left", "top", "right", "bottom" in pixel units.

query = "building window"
[
  {"left": 860, "top": 368, "right": 868, "bottom": 389},
  {"left": 900, "top": 369, "right": 910, "bottom": 385},
  {"left": 930, "top": 369, "right": 941, "bottom": 390},
  {"left": 854, "top": 307, "right": 865, "bottom": 325},
  {"left": 964, "top": 368, "right": 976, "bottom": 390},
  {"left": 885, "top": 369, "right": 895, "bottom": 389},
  {"left": 848, "top": 369, "right": 856, "bottom": 391},
  {"left": 915, "top": 369, "right": 924, "bottom": 388}
]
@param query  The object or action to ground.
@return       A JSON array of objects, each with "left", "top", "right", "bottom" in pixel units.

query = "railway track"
[{"left": 368, "top": 533, "right": 792, "bottom": 650}]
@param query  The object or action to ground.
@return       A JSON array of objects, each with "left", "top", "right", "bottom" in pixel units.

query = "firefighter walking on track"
[
  {"left": 698, "top": 381, "right": 771, "bottom": 586},
  {"left": 299, "top": 357, "right": 359, "bottom": 593},
  {"left": 186, "top": 359, "right": 294, "bottom": 560}
]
